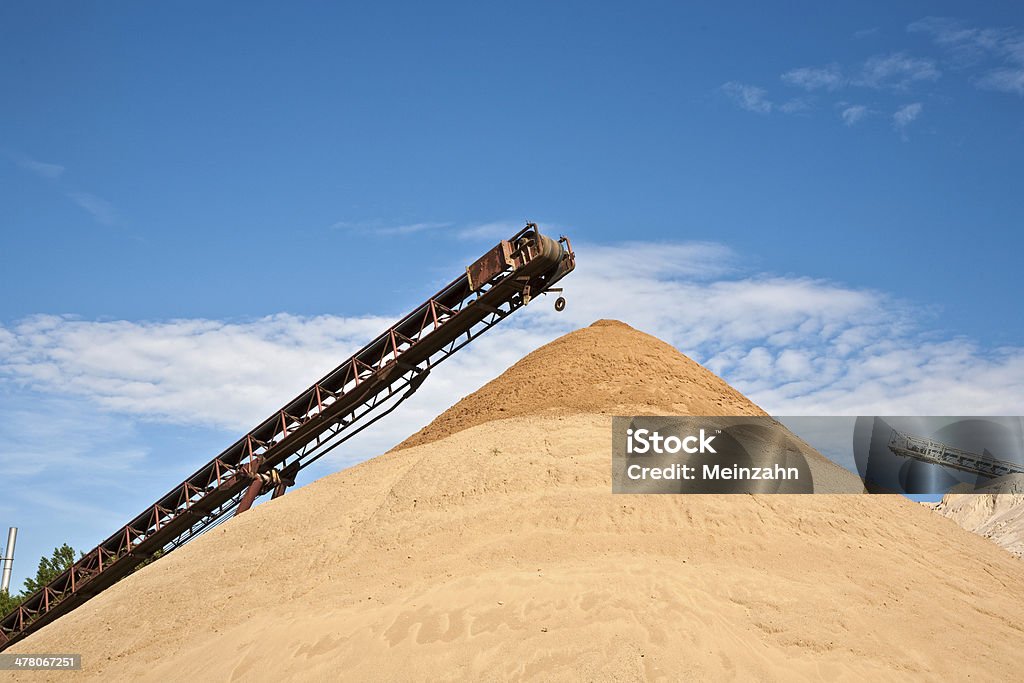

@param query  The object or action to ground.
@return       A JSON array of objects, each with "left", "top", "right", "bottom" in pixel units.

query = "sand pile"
[
  {"left": 5, "top": 321, "right": 1024, "bottom": 680},
  {"left": 399, "top": 319, "right": 766, "bottom": 449},
  {"left": 931, "top": 473, "right": 1024, "bottom": 559}
]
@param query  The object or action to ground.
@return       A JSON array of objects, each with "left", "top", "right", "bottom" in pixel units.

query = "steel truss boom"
[
  {"left": 888, "top": 430, "right": 1024, "bottom": 480},
  {"left": 0, "top": 223, "right": 575, "bottom": 650}
]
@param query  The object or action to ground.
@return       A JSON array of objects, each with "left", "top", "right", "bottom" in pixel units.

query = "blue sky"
[{"left": 2, "top": 2, "right": 1023, "bottom": 590}]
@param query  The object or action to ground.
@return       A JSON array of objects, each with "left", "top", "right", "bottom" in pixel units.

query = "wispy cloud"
[
  {"left": 457, "top": 221, "right": 521, "bottom": 241},
  {"left": 777, "top": 97, "right": 812, "bottom": 113},
  {"left": 11, "top": 155, "right": 121, "bottom": 226},
  {"left": 329, "top": 219, "right": 560, "bottom": 243},
  {"left": 782, "top": 64, "right": 845, "bottom": 91},
  {"left": 578, "top": 241, "right": 736, "bottom": 281},
  {"left": 17, "top": 487, "right": 133, "bottom": 532},
  {"left": 720, "top": 82, "right": 809, "bottom": 115},
  {"left": 909, "top": 17, "right": 1016, "bottom": 65},
  {"left": 732, "top": 18, "right": 1024, "bottom": 131},
  {"left": 893, "top": 102, "right": 923, "bottom": 135},
  {"left": 721, "top": 82, "right": 773, "bottom": 113},
  {"left": 68, "top": 191, "right": 118, "bottom": 226},
  {"left": 840, "top": 104, "right": 869, "bottom": 126},
  {"left": 0, "top": 390, "right": 164, "bottom": 587},
  {"left": 780, "top": 54, "right": 939, "bottom": 94},
  {"left": 383, "top": 222, "right": 449, "bottom": 236},
  {"left": 909, "top": 16, "right": 1024, "bottom": 95},
  {"left": 976, "top": 68, "right": 1024, "bottom": 95},
  {"left": 17, "top": 157, "right": 65, "bottom": 179},
  {"left": 0, "top": 397, "right": 148, "bottom": 478},
  {"left": 331, "top": 220, "right": 452, "bottom": 236},
  {"left": 856, "top": 52, "right": 941, "bottom": 89},
  {"left": 4, "top": 239, "right": 1022, "bottom": 444},
  {"left": 0, "top": 313, "right": 391, "bottom": 430},
  {"left": 732, "top": 54, "right": 939, "bottom": 127}
]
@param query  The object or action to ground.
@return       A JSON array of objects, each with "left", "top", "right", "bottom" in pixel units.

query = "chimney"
[{"left": 1, "top": 527, "right": 16, "bottom": 593}]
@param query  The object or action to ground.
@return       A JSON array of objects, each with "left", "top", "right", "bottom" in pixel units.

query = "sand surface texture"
[{"left": 5, "top": 321, "right": 1024, "bottom": 681}]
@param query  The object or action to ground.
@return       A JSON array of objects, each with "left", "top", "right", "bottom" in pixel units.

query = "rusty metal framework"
[
  {"left": 888, "top": 430, "right": 1024, "bottom": 479},
  {"left": 0, "top": 223, "right": 575, "bottom": 650}
]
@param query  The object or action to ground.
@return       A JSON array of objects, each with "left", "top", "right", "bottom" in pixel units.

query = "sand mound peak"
[{"left": 400, "top": 320, "right": 765, "bottom": 449}]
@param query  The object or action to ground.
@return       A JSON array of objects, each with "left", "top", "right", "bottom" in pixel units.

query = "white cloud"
[
  {"left": 0, "top": 396, "right": 147, "bottom": 478},
  {"left": 777, "top": 97, "right": 812, "bottom": 114},
  {"left": 550, "top": 244, "right": 1024, "bottom": 416},
  {"left": 10, "top": 156, "right": 122, "bottom": 227},
  {"left": 909, "top": 16, "right": 1024, "bottom": 95},
  {"left": 378, "top": 222, "right": 450, "bottom": 236},
  {"left": 782, "top": 65, "right": 845, "bottom": 91},
  {"left": 857, "top": 52, "right": 940, "bottom": 89},
  {"left": 841, "top": 105, "right": 869, "bottom": 126},
  {"left": 329, "top": 220, "right": 553, "bottom": 242},
  {"left": 0, "top": 314, "right": 391, "bottom": 430},
  {"left": 893, "top": 102, "right": 923, "bottom": 131},
  {"left": 331, "top": 220, "right": 452, "bottom": 236},
  {"left": 909, "top": 17, "right": 1017, "bottom": 65},
  {"left": 323, "top": 220, "right": 572, "bottom": 258},
  {"left": 0, "top": 390, "right": 186, "bottom": 589},
  {"left": 721, "top": 82, "right": 773, "bottom": 114},
  {"left": 68, "top": 191, "right": 117, "bottom": 226},
  {"left": 720, "top": 83, "right": 809, "bottom": 116},
  {"left": 457, "top": 221, "right": 521, "bottom": 241},
  {"left": 976, "top": 68, "right": 1024, "bottom": 95},
  {"left": 580, "top": 241, "right": 736, "bottom": 281},
  {"left": 17, "top": 157, "right": 65, "bottom": 179},
  {"left": 3, "top": 239, "right": 1023, "bottom": 456}
]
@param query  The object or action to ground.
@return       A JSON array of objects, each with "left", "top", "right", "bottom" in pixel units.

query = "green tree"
[
  {"left": 20, "top": 544, "right": 79, "bottom": 597},
  {"left": 0, "top": 589, "right": 22, "bottom": 618},
  {"left": 0, "top": 544, "right": 82, "bottom": 619}
]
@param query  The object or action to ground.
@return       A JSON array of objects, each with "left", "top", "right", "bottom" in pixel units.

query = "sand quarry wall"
[
  {"left": 932, "top": 474, "right": 1024, "bottom": 559},
  {"left": 5, "top": 321, "right": 1024, "bottom": 681}
]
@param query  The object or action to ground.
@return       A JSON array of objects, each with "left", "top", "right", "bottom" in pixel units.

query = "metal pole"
[{"left": 1, "top": 527, "right": 16, "bottom": 593}]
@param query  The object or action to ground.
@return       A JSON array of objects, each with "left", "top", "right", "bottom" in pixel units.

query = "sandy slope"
[
  {"left": 398, "top": 320, "right": 767, "bottom": 450},
  {"left": 932, "top": 474, "right": 1024, "bottom": 559},
  {"left": 5, "top": 321, "right": 1024, "bottom": 681}
]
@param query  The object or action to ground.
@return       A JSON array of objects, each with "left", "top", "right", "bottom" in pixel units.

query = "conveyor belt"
[
  {"left": 888, "top": 430, "right": 1023, "bottom": 480},
  {"left": 0, "top": 223, "right": 575, "bottom": 650}
]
